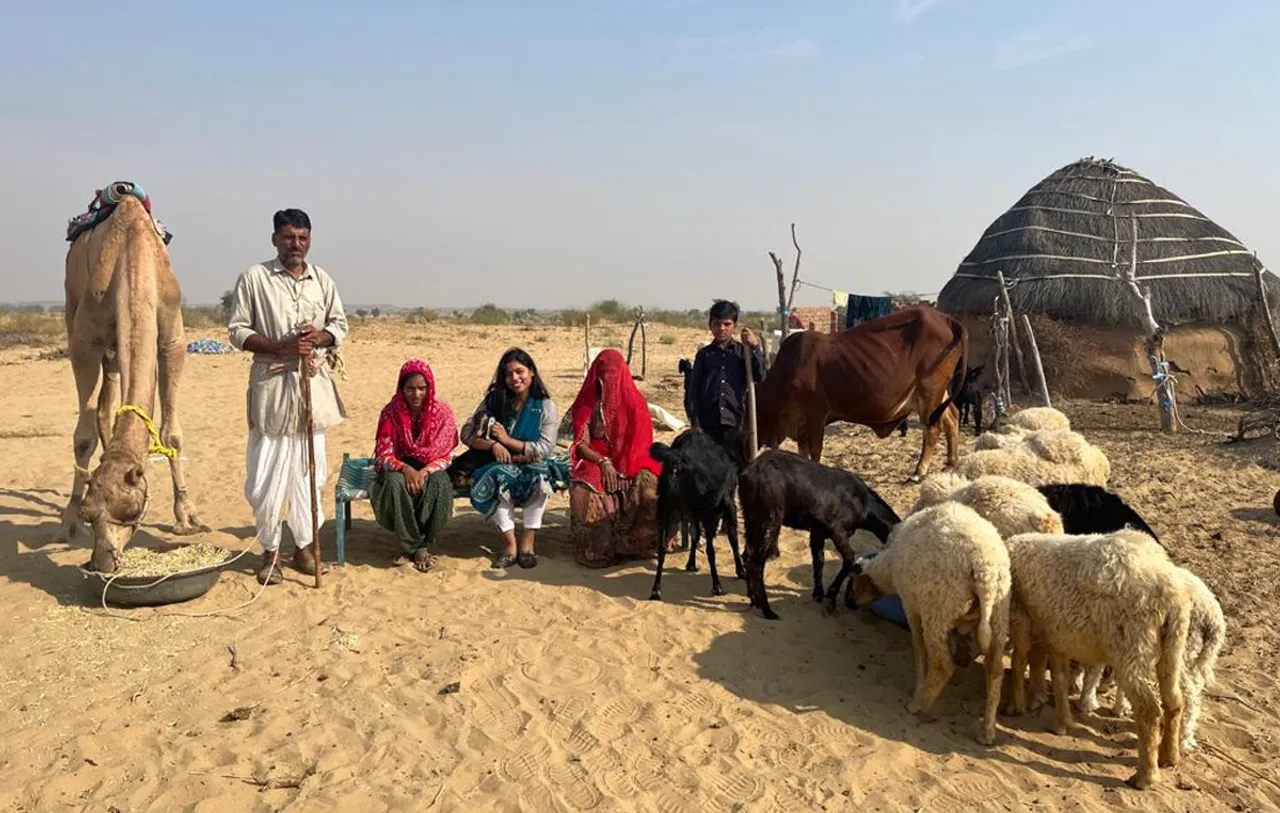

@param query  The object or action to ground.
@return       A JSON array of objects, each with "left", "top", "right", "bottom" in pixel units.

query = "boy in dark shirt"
[{"left": 685, "top": 299, "right": 766, "bottom": 445}]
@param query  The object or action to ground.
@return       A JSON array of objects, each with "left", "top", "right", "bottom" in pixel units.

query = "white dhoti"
[{"left": 245, "top": 429, "right": 327, "bottom": 552}]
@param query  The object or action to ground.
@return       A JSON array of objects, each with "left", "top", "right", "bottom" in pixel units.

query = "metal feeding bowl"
[{"left": 79, "top": 551, "right": 239, "bottom": 608}]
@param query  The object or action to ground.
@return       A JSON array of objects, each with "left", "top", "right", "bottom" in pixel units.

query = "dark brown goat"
[{"left": 739, "top": 450, "right": 901, "bottom": 620}]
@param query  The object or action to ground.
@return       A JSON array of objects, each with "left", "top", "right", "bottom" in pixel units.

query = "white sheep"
[
  {"left": 911, "top": 470, "right": 970, "bottom": 512},
  {"left": 910, "top": 475, "right": 1064, "bottom": 671},
  {"left": 1004, "top": 528, "right": 1193, "bottom": 790},
  {"left": 1005, "top": 406, "right": 1071, "bottom": 432},
  {"left": 849, "top": 502, "right": 1011, "bottom": 745},
  {"left": 1078, "top": 567, "right": 1225, "bottom": 753},
  {"left": 974, "top": 427, "right": 1026, "bottom": 451},
  {"left": 954, "top": 431, "right": 1110, "bottom": 487},
  {"left": 912, "top": 475, "right": 1065, "bottom": 538}
]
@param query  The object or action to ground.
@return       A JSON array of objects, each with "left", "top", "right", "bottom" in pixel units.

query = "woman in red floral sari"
[
  {"left": 370, "top": 359, "right": 458, "bottom": 571},
  {"left": 568, "top": 349, "right": 672, "bottom": 568}
]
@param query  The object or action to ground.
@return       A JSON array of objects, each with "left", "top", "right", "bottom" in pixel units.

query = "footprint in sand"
[
  {"left": 654, "top": 788, "right": 698, "bottom": 813},
  {"left": 500, "top": 742, "right": 552, "bottom": 783},
  {"left": 597, "top": 762, "right": 642, "bottom": 800},
  {"left": 592, "top": 697, "right": 644, "bottom": 742},
  {"left": 469, "top": 678, "right": 530, "bottom": 740},
  {"left": 764, "top": 784, "right": 813, "bottom": 813},
  {"left": 942, "top": 774, "right": 1006, "bottom": 804},
  {"left": 519, "top": 652, "right": 604, "bottom": 687},
  {"left": 708, "top": 771, "right": 766, "bottom": 812},
  {"left": 672, "top": 690, "right": 720, "bottom": 719},
  {"left": 743, "top": 719, "right": 814, "bottom": 770},
  {"left": 544, "top": 759, "right": 604, "bottom": 811}
]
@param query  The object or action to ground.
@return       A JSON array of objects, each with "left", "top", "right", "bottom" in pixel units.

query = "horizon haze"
[{"left": 2, "top": 1, "right": 1278, "bottom": 312}]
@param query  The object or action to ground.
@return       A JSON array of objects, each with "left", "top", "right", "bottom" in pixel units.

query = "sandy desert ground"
[{"left": 1, "top": 319, "right": 1278, "bottom": 813}]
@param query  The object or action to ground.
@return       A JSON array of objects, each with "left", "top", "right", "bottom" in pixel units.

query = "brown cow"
[{"left": 755, "top": 305, "right": 967, "bottom": 481}]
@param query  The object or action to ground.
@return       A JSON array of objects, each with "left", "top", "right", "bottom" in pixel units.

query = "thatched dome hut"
[{"left": 937, "top": 157, "right": 1280, "bottom": 399}]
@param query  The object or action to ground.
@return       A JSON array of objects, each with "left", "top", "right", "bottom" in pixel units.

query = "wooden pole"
[
  {"left": 759, "top": 319, "right": 771, "bottom": 366},
  {"left": 998, "top": 315, "right": 1012, "bottom": 411},
  {"left": 583, "top": 314, "right": 591, "bottom": 376},
  {"left": 626, "top": 309, "right": 648, "bottom": 380},
  {"left": 743, "top": 332, "right": 759, "bottom": 459},
  {"left": 770, "top": 251, "right": 788, "bottom": 342},
  {"left": 300, "top": 352, "right": 321, "bottom": 589},
  {"left": 996, "top": 270, "right": 1031, "bottom": 394},
  {"left": 990, "top": 313, "right": 1007, "bottom": 430},
  {"left": 1253, "top": 257, "right": 1280, "bottom": 361},
  {"left": 1120, "top": 215, "right": 1174, "bottom": 431},
  {"left": 1020, "top": 314, "right": 1052, "bottom": 407}
]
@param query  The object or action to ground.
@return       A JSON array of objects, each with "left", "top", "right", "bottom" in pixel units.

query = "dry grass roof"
[{"left": 937, "top": 157, "right": 1280, "bottom": 328}]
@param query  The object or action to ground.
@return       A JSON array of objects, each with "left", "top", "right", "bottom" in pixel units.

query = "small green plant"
[{"left": 659, "top": 333, "right": 677, "bottom": 345}]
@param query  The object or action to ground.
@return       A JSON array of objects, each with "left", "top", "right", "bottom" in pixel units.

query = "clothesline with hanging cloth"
[{"left": 792, "top": 278, "right": 943, "bottom": 328}]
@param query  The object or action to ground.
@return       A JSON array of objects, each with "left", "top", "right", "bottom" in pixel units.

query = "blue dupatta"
[{"left": 469, "top": 397, "right": 570, "bottom": 518}]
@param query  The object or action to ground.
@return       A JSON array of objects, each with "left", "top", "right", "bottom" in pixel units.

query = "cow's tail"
[{"left": 926, "top": 316, "right": 968, "bottom": 427}]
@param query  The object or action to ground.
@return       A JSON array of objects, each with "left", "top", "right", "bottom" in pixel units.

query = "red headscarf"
[
  {"left": 569, "top": 349, "right": 661, "bottom": 491},
  {"left": 374, "top": 360, "right": 459, "bottom": 472}
]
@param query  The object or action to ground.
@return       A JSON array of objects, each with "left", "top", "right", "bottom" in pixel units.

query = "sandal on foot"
[
  {"left": 412, "top": 549, "right": 437, "bottom": 572},
  {"left": 292, "top": 547, "right": 329, "bottom": 577},
  {"left": 492, "top": 554, "right": 518, "bottom": 569},
  {"left": 256, "top": 552, "right": 283, "bottom": 585},
  {"left": 517, "top": 552, "right": 537, "bottom": 569}
]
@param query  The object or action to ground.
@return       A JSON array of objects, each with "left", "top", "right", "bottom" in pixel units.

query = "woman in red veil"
[{"left": 568, "top": 349, "right": 672, "bottom": 567}]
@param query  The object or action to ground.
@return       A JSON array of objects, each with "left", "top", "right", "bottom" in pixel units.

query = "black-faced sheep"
[
  {"left": 1036, "top": 483, "right": 1159, "bottom": 544},
  {"left": 848, "top": 501, "right": 1011, "bottom": 745},
  {"left": 649, "top": 429, "right": 745, "bottom": 601},
  {"left": 1003, "top": 528, "right": 1193, "bottom": 790},
  {"left": 739, "top": 450, "right": 900, "bottom": 620}
]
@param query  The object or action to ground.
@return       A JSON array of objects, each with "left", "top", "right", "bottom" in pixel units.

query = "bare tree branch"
[{"left": 785, "top": 223, "right": 803, "bottom": 313}]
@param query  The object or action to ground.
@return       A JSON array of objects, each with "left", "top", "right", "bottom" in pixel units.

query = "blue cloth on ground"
[{"left": 186, "top": 338, "right": 235, "bottom": 354}]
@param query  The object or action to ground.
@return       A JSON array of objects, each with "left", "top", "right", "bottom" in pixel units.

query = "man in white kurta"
[{"left": 227, "top": 208, "right": 349, "bottom": 585}]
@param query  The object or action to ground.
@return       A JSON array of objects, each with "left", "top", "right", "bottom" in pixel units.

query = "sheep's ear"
[{"left": 852, "top": 562, "right": 863, "bottom": 575}]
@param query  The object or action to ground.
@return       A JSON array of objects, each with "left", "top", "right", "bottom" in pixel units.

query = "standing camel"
[{"left": 61, "top": 193, "right": 208, "bottom": 572}]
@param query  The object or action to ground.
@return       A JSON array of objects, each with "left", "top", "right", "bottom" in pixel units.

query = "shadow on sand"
[{"left": 684, "top": 559, "right": 1141, "bottom": 788}]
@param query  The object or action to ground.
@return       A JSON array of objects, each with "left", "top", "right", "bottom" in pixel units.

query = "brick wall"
[{"left": 790, "top": 305, "right": 843, "bottom": 333}]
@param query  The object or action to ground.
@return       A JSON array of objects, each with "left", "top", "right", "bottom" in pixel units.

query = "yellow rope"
[{"left": 115, "top": 404, "right": 180, "bottom": 460}]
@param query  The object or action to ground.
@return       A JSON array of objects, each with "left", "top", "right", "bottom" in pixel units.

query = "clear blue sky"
[{"left": 2, "top": 0, "right": 1277, "bottom": 310}]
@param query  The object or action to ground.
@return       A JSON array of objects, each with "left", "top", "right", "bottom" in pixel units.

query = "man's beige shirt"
[{"left": 227, "top": 258, "right": 349, "bottom": 436}]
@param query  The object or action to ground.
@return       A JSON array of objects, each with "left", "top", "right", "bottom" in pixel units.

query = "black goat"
[
  {"left": 893, "top": 364, "right": 985, "bottom": 438},
  {"left": 739, "top": 450, "right": 901, "bottom": 620},
  {"left": 1036, "top": 483, "right": 1161, "bottom": 544},
  {"left": 649, "top": 429, "right": 745, "bottom": 601},
  {"left": 955, "top": 364, "right": 986, "bottom": 436},
  {"left": 672, "top": 356, "right": 727, "bottom": 554}
]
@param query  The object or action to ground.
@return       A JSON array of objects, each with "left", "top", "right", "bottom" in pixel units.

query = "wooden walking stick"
[
  {"left": 743, "top": 330, "right": 759, "bottom": 459},
  {"left": 300, "top": 348, "right": 322, "bottom": 588}
]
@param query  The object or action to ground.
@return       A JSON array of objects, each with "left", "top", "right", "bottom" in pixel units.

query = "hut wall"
[{"left": 957, "top": 315, "right": 1269, "bottom": 400}]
